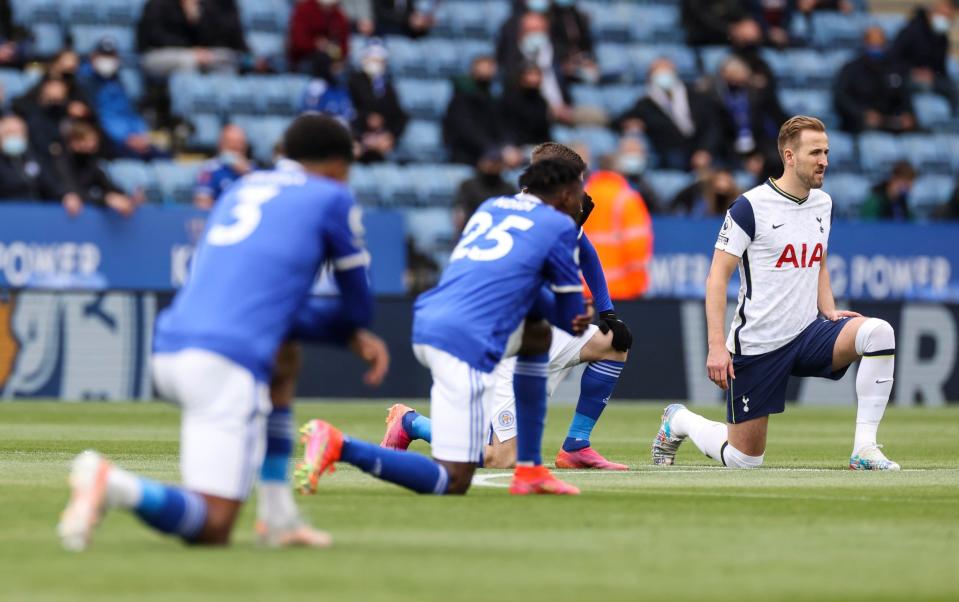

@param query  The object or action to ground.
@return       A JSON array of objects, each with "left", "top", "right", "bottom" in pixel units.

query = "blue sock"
[
  {"left": 260, "top": 407, "right": 293, "bottom": 482},
  {"left": 401, "top": 411, "right": 432, "bottom": 442},
  {"left": 340, "top": 436, "right": 448, "bottom": 494},
  {"left": 513, "top": 352, "right": 549, "bottom": 465},
  {"left": 134, "top": 478, "right": 208, "bottom": 541},
  {"left": 563, "top": 360, "right": 624, "bottom": 452}
]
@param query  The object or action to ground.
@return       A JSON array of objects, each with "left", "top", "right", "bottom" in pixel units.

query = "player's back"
[
  {"left": 413, "top": 193, "right": 579, "bottom": 372},
  {"left": 154, "top": 163, "right": 361, "bottom": 380}
]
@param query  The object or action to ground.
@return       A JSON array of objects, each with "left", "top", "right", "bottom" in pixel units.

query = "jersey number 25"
[{"left": 451, "top": 211, "right": 534, "bottom": 262}]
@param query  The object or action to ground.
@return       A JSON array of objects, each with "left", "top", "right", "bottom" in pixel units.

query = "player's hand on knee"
[
  {"left": 706, "top": 344, "right": 734, "bottom": 390},
  {"left": 822, "top": 309, "right": 862, "bottom": 321},
  {"left": 571, "top": 299, "right": 595, "bottom": 335},
  {"left": 348, "top": 329, "right": 390, "bottom": 387},
  {"left": 598, "top": 311, "right": 633, "bottom": 352}
]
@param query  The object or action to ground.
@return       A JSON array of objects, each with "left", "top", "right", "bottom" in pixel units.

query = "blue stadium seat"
[
  {"left": 169, "top": 73, "right": 232, "bottom": 115},
  {"left": 733, "top": 171, "right": 757, "bottom": 193},
  {"left": 119, "top": 68, "right": 143, "bottom": 103},
  {"left": 871, "top": 13, "right": 907, "bottom": 40},
  {"left": 631, "top": 45, "right": 698, "bottom": 81},
  {"left": 102, "top": 0, "right": 146, "bottom": 26},
  {"left": 70, "top": 25, "right": 135, "bottom": 56},
  {"left": 699, "top": 46, "right": 731, "bottom": 76},
  {"left": 421, "top": 39, "right": 462, "bottom": 78},
  {"left": 63, "top": 0, "right": 99, "bottom": 25},
  {"left": 238, "top": 0, "right": 290, "bottom": 33},
  {"left": 397, "top": 120, "right": 445, "bottom": 163},
  {"left": 857, "top": 132, "right": 905, "bottom": 174},
  {"left": 826, "top": 130, "right": 858, "bottom": 172},
  {"left": 402, "top": 207, "right": 455, "bottom": 265},
  {"left": 553, "top": 126, "right": 618, "bottom": 159},
  {"left": 629, "top": 4, "right": 682, "bottom": 43},
  {"left": 31, "top": 24, "right": 64, "bottom": 57},
  {"left": 396, "top": 78, "right": 452, "bottom": 120},
  {"left": 412, "top": 163, "right": 474, "bottom": 206},
  {"left": 778, "top": 89, "right": 837, "bottom": 128},
  {"left": 645, "top": 170, "right": 694, "bottom": 203},
  {"left": 224, "top": 77, "right": 260, "bottom": 115},
  {"left": 572, "top": 84, "right": 643, "bottom": 118},
  {"left": 909, "top": 175, "right": 953, "bottom": 218},
  {"left": 938, "top": 133, "right": 959, "bottom": 172},
  {"left": 372, "top": 163, "right": 417, "bottom": 206},
  {"left": 247, "top": 32, "right": 286, "bottom": 60},
  {"left": 436, "top": 1, "right": 493, "bottom": 39},
  {"left": 583, "top": 2, "right": 632, "bottom": 43},
  {"left": 188, "top": 114, "right": 222, "bottom": 151},
  {"left": 824, "top": 173, "right": 872, "bottom": 217},
  {"left": 348, "top": 164, "right": 381, "bottom": 205},
  {"left": 232, "top": 115, "right": 290, "bottom": 163},
  {"left": 153, "top": 161, "right": 203, "bottom": 204},
  {"left": 0, "top": 69, "right": 31, "bottom": 107},
  {"left": 779, "top": 49, "right": 853, "bottom": 87},
  {"left": 900, "top": 134, "right": 951, "bottom": 174},
  {"left": 381, "top": 36, "right": 427, "bottom": 78},
  {"left": 596, "top": 43, "right": 633, "bottom": 82},
  {"left": 914, "top": 93, "right": 955, "bottom": 130},
  {"left": 810, "top": 11, "right": 867, "bottom": 48},
  {"left": 105, "top": 160, "right": 155, "bottom": 199},
  {"left": 456, "top": 40, "right": 496, "bottom": 72},
  {"left": 12, "top": 0, "right": 60, "bottom": 25}
]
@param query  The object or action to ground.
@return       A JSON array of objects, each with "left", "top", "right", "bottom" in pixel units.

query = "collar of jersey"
[
  {"left": 276, "top": 158, "right": 304, "bottom": 172},
  {"left": 766, "top": 177, "right": 808, "bottom": 205},
  {"left": 515, "top": 192, "right": 544, "bottom": 204}
]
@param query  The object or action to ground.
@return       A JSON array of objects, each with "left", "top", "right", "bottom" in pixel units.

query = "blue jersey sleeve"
[
  {"left": 287, "top": 296, "right": 357, "bottom": 345},
  {"left": 578, "top": 234, "right": 613, "bottom": 313},
  {"left": 545, "top": 224, "right": 585, "bottom": 335},
  {"left": 324, "top": 191, "right": 374, "bottom": 329}
]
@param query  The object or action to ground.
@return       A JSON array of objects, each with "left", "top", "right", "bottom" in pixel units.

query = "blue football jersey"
[
  {"left": 412, "top": 192, "right": 583, "bottom": 372},
  {"left": 154, "top": 162, "right": 370, "bottom": 381}
]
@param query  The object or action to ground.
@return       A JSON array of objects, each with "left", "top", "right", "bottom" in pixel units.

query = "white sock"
[
  {"left": 106, "top": 465, "right": 143, "bottom": 509},
  {"left": 672, "top": 408, "right": 728, "bottom": 464},
  {"left": 257, "top": 482, "right": 298, "bottom": 526},
  {"left": 722, "top": 443, "right": 764, "bottom": 468},
  {"left": 853, "top": 319, "right": 895, "bottom": 454}
]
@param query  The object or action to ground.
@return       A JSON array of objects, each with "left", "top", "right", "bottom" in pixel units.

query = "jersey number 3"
[
  {"left": 451, "top": 211, "right": 534, "bottom": 262},
  {"left": 206, "top": 185, "right": 279, "bottom": 246}
]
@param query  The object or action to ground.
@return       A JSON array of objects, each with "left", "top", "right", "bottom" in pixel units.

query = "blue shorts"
[{"left": 726, "top": 317, "right": 852, "bottom": 424}]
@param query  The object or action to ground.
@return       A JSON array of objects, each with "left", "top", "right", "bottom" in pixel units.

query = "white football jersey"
[{"left": 714, "top": 178, "right": 833, "bottom": 355}]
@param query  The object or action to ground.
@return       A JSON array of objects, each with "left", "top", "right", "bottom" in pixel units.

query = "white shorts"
[
  {"left": 489, "top": 324, "right": 599, "bottom": 443},
  {"left": 413, "top": 343, "right": 499, "bottom": 463},
  {"left": 151, "top": 349, "right": 271, "bottom": 501}
]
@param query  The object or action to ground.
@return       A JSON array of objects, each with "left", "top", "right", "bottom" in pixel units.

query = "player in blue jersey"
[
  {"left": 381, "top": 142, "right": 633, "bottom": 470},
  {"left": 295, "top": 159, "right": 589, "bottom": 496},
  {"left": 58, "top": 114, "right": 389, "bottom": 550}
]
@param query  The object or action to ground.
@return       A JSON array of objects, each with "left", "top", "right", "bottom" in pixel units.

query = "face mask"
[
  {"left": 651, "top": 69, "right": 678, "bottom": 90},
  {"left": 93, "top": 56, "right": 120, "bottom": 78},
  {"left": 527, "top": 0, "right": 549, "bottom": 13},
  {"left": 2, "top": 136, "right": 27, "bottom": 156},
  {"left": 362, "top": 60, "right": 385, "bottom": 78},
  {"left": 617, "top": 153, "right": 647, "bottom": 176},
  {"left": 520, "top": 32, "right": 549, "bottom": 57},
  {"left": 220, "top": 151, "right": 242, "bottom": 168},
  {"left": 932, "top": 13, "right": 952, "bottom": 34}
]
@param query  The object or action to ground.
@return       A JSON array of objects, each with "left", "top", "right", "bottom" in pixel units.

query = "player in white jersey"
[{"left": 651, "top": 116, "right": 900, "bottom": 471}]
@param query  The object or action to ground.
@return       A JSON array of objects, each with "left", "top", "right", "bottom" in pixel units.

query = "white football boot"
[{"left": 849, "top": 444, "right": 901, "bottom": 471}]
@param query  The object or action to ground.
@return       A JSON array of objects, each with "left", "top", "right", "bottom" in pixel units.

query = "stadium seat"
[
  {"left": 31, "top": 24, "right": 64, "bottom": 57},
  {"left": 70, "top": 25, "right": 136, "bottom": 56},
  {"left": 395, "top": 78, "right": 452, "bottom": 120},
  {"left": 857, "top": 132, "right": 904, "bottom": 174},
  {"left": 238, "top": 0, "right": 289, "bottom": 33},
  {"left": 900, "top": 134, "right": 951, "bottom": 174},
  {"left": 645, "top": 170, "right": 695, "bottom": 204},
  {"left": 11, "top": 0, "right": 60, "bottom": 25},
  {"left": 913, "top": 93, "right": 955, "bottom": 130},
  {"left": 436, "top": 1, "right": 495, "bottom": 39},
  {"left": 247, "top": 32, "right": 286, "bottom": 60},
  {"left": 411, "top": 163, "right": 474, "bottom": 206},
  {"left": 778, "top": 89, "right": 837, "bottom": 128},
  {"left": 824, "top": 173, "right": 872, "bottom": 217},
  {"left": 602, "top": 84, "right": 643, "bottom": 115},
  {"left": 455, "top": 40, "right": 496, "bottom": 73},
  {"left": 169, "top": 72, "right": 232, "bottom": 116},
  {"left": 62, "top": 0, "right": 100, "bottom": 25},
  {"left": 596, "top": 43, "right": 633, "bottom": 82},
  {"left": 809, "top": 11, "right": 867, "bottom": 48},
  {"left": 582, "top": 2, "right": 633, "bottom": 43},
  {"left": 152, "top": 161, "right": 203, "bottom": 204},
  {"left": 102, "top": 0, "right": 146, "bottom": 26},
  {"left": 553, "top": 126, "right": 618, "bottom": 159},
  {"left": 372, "top": 163, "right": 417, "bottom": 206},
  {"left": 397, "top": 120, "right": 445, "bottom": 163},
  {"left": 349, "top": 164, "right": 381, "bottom": 205},
  {"left": 187, "top": 114, "right": 222, "bottom": 151},
  {"left": 380, "top": 36, "right": 427, "bottom": 78},
  {"left": 0, "top": 69, "right": 32, "bottom": 108},
  {"left": 631, "top": 45, "right": 698, "bottom": 82},
  {"left": 937, "top": 133, "right": 959, "bottom": 172},
  {"left": 871, "top": 13, "right": 907, "bottom": 40},
  {"left": 630, "top": 4, "right": 682, "bottom": 43},
  {"left": 909, "top": 175, "right": 954, "bottom": 218},
  {"left": 420, "top": 39, "right": 462, "bottom": 78},
  {"left": 699, "top": 46, "right": 730, "bottom": 76},
  {"left": 402, "top": 207, "right": 455, "bottom": 265},
  {"left": 104, "top": 160, "right": 155, "bottom": 199},
  {"left": 825, "top": 130, "right": 858, "bottom": 172},
  {"left": 119, "top": 68, "right": 143, "bottom": 103}
]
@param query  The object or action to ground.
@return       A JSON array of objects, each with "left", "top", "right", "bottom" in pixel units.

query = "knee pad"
[
  {"left": 855, "top": 318, "right": 895, "bottom": 357},
  {"left": 722, "top": 443, "right": 764, "bottom": 469}
]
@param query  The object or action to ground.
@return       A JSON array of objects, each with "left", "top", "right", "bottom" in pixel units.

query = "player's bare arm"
[
  {"left": 816, "top": 252, "right": 861, "bottom": 321},
  {"left": 705, "top": 249, "right": 739, "bottom": 390}
]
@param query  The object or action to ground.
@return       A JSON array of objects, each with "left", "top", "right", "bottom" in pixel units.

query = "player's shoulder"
[{"left": 807, "top": 187, "right": 832, "bottom": 209}]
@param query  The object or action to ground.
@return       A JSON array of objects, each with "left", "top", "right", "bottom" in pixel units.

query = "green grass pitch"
[{"left": 1, "top": 401, "right": 957, "bottom": 602}]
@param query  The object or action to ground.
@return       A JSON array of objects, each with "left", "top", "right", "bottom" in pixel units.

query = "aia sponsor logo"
[{"left": 776, "top": 243, "right": 824, "bottom": 268}]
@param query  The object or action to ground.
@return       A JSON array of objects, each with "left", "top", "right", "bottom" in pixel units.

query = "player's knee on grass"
[
  {"left": 437, "top": 461, "right": 476, "bottom": 494},
  {"left": 579, "top": 328, "right": 628, "bottom": 363},
  {"left": 483, "top": 434, "right": 517, "bottom": 469},
  {"left": 270, "top": 341, "right": 302, "bottom": 408},
  {"left": 518, "top": 319, "right": 551, "bottom": 356},
  {"left": 193, "top": 496, "right": 243, "bottom": 545}
]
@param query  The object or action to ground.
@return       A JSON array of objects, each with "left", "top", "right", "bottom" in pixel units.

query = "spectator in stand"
[
  {"left": 442, "top": 55, "right": 521, "bottom": 166},
  {"left": 14, "top": 77, "right": 72, "bottom": 162},
  {"left": 452, "top": 148, "right": 518, "bottom": 233},
  {"left": 501, "top": 63, "right": 553, "bottom": 147},
  {"left": 797, "top": 0, "right": 854, "bottom": 13},
  {"left": 729, "top": 17, "right": 780, "bottom": 97},
  {"left": 497, "top": 10, "right": 574, "bottom": 124},
  {"left": 79, "top": 39, "right": 166, "bottom": 161},
  {"left": 890, "top": 0, "right": 955, "bottom": 109},
  {"left": 0, "top": 0, "right": 29, "bottom": 69},
  {"left": 373, "top": 0, "right": 437, "bottom": 38},
  {"left": 670, "top": 168, "right": 740, "bottom": 217},
  {"left": 550, "top": 0, "right": 599, "bottom": 85},
  {"left": 137, "top": 0, "right": 246, "bottom": 77},
  {"left": 341, "top": 0, "right": 375, "bottom": 36},
  {"left": 349, "top": 40, "right": 408, "bottom": 162},
  {"left": 193, "top": 124, "right": 252, "bottom": 209},
  {"left": 13, "top": 51, "right": 95, "bottom": 125},
  {"left": 680, "top": 0, "right": 746, "bottom": 46},
  {"left": 861, "top": 161, "right": 917, "bottom": 222},
  {"left": 708, "top": 55, "right": 786, "bottom": 165},
  {"left": 613, "top": 58, "right": 722, "bottom": 171},
  {"left": 300, "top": 53, "right": 355, "bottom": 126},
  {"left": 288, "top": 0, "right": 351, "bottom": 73},
  {"left": 613, "top": 134, "right": 660, "bottom": 213},
  {"left": 583, "top": 162, "right": 653, "bottom": 299},
  {"left": 744, "top": 0, "right": 796, "bottom": 48},
  {"left": 940, "top": 180, "right": 959, "bottom": 220},
  {"left": 835, "top": 26, "right": 916, "bottom": 134},
  {"left": 57, "top": 121, "right": 136, "bottom": 217},
  {"left": 0, "top": 115, "right": 82, "bottom": 214}
]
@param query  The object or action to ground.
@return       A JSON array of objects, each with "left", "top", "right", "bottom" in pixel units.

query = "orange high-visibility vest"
[{"left": 583, "top": 171, "right": 653, "bottom": 299}]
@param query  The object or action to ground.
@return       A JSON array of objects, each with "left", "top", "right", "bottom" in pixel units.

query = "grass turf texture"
[{"left": 1, "top": 402, "right": 957, "bottom": 602}]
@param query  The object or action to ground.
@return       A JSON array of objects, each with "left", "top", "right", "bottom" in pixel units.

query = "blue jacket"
[{"left": 78, "top": 62, "right": 147, "bottom": 145}]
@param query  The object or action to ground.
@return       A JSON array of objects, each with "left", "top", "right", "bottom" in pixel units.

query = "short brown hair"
[
  {"left": 531, "top": 142, "right": 587, "bottom": 173},
  {"left": 777, "top": 115, "right": 826, "bottom": 161},
  {"left": 67, "top": 120, "right": 99, "bottom": 142}
]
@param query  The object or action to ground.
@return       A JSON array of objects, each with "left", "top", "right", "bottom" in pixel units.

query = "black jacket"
[
  {"left": 0, "top": 151, "right": 65, "bottom": 200},
  {"left": 455, "top": 174, "right": 517, "bottom": 223},
  {"left": 834, "top": 52, "right": 913, "bottom": 133},
  {"left": 680, "top": 0, "right": 746, "bottom": 46},
  {"left": 57, "top": 153, "right": 121, "bottom": 206},
  {"left": 137, "top": 0, "right": 246, "bottom": 52},
  {"left": 708, "top": 80, "right": 787, "bottom": 161},
  {"left": 613, "top": 85, "right": 723, "bottom": 170},
  {"left": 890, "top": 8, "right": 949, "bottom": 76},
  {"left": 550, "top": 6, "right": 595, "bottom": 64},
  {"left": 348, "top": 71, "right": 409, "bottom": 139},
  {"left": 442, "top": 77, "right": 508, "bottom": 165},
  {"left": 501, "top": 86, "right": 552, "bottom": 147}
]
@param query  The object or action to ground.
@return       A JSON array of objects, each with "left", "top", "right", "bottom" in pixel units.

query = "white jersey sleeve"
[{"left": 714, "top": 198, "right": 755, "bottom": 258}]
